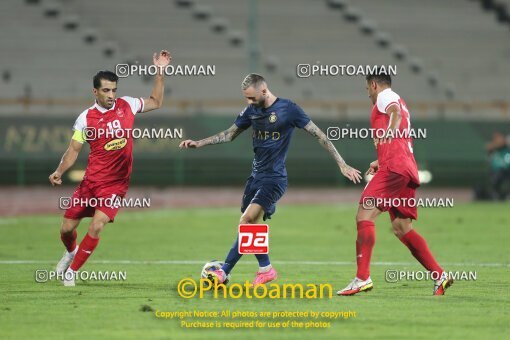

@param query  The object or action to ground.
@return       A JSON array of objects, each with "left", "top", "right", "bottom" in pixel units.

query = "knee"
[
  {"left": 61, "top": 220, "right": 77, "bottom": 234},
  {"left": 356, "top": 205, "right": 379, "bottom": 224},
  {"left": 356, "top": 212, "right": 374, "bottom": 224},
  {"left": 88, "top": 220, "right": 106, "bottom": 237},
  {"left": 392, "top": 221, "right": 412, "bottom": 238},
  {"left": 240, "top": 215, "right": 255, "bottom": 224},
  {"left": 392, "top": 225, "right": 403, "bottom": 238}
]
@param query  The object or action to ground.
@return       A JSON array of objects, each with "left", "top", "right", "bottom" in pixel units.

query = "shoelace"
[{"left": 347, "top": 278, "right": 360, "bottom": 290}]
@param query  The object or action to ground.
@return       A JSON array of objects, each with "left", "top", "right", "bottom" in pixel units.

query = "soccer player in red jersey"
[
  {"left": 49, "top": 50, "right": 171, "bottom": 286},
  {"left": 338, "top": 72, "right": 453, "bottom": 296}
]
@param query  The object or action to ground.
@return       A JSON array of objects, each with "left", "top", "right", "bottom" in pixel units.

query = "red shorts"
[
  {"left": 63, "top": 179, "right": 128, "bottom": 222},
  {"left": 359, "top": 169, "right": 419, "bottom": 221}
]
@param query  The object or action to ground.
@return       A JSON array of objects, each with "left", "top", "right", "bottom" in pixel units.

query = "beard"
[
  {"left": 102, "top": 99, "right": 114, "bottom": 108},
  {"left": 252, "top": 98, "right": 265, "bottom": 108}
]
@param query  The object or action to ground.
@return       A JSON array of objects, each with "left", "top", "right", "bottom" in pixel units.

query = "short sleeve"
[
  {"left": 289, "top": 102, "right": 311, "bottom": 128},
  {"left": 234, "top": 106, "right": 252, "bottom": 129},
  {"left": 72, "top": 110, "right": 87, "bottom": 144},
  {"left": 376, "top": 90, "right": 400, "bottom": 114},
  {"left": 121, "top": 96, "right": 144, "bottom": 114}
]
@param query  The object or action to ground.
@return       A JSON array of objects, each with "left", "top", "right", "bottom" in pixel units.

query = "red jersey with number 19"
[
  {"left": 72, "top": 96, "right": 144, "bottom": 184},
  {"left": 371, "top": 88, "right": 419, "bottom": 186}
]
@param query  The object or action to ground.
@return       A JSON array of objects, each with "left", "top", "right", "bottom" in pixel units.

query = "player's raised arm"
[
  {"left": 179, "top": 124, "right": 245, "bottom": 149},
  {"left": 303, "top": 120, "right": 362, "bottom": 184},
  {"left": 49, "top": 139, "right": 83, "bottom": 186},
  {"left": 140, "top": 50, "right": 171, "bottom": 113}
]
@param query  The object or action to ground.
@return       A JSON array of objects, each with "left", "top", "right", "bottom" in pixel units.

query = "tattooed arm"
[
  {"left": 179, "top": 124, "right": 245, "bottom": 149},
  {"left": 303, "top": 120, "right": 362, "bottom": 183}
]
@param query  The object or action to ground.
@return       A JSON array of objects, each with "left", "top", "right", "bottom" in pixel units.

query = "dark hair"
[
  {"left": 241, "top": 73, "right": 266, "bottom": 90},
  {"left": 93, "top": 70, "right": 119, "bottom": 89},
  {"left": 366, "top": 68, "right": 392, "bottom": 86}
]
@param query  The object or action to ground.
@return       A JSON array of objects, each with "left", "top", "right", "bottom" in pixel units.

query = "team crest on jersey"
[
  {"left": 269, "top": 112, "right": 277, "bottom": 123},
  {"left": 104, "top": 138, "right": 127, "bottom": 151},
  {"left": 116, "top": 108, "right": 124, "bottom": 117}
]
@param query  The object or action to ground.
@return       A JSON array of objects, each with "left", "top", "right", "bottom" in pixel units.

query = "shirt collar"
[{"left": 94, "top": 99, "right": 115, "bottom": 113}]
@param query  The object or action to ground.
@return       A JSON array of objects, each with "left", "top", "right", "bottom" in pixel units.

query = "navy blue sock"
[
  {"left": 221, "top": 238, "right": 242, "bottom": 275},
  {"left": 255, "top": 254, "right": 271, "bottom": 267}
]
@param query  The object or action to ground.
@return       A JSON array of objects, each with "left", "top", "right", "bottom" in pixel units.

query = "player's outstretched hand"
[
  {"left": 49, "top": 171, "right": 62, "bottom": 186},
  {"left": 340, "top": 164, "right": 362, "bottom": 184},
  {"left": 179, "top": 140, "right": 199, "bottom": 149},
  {"left": 365, "top": 160, "right": 379, "bottom": 176},
  {"left": 153, "top": 50, "right": 171, "bottom": 68}
]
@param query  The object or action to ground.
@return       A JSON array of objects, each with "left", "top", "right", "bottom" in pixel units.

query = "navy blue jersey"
[{"left": 234, "top": 98, "right": 311, "bottom": 178}]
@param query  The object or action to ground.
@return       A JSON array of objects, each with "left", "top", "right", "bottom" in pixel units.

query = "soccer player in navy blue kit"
[{"left": 180, "top": 74, "right": 362, "bottom": 285}]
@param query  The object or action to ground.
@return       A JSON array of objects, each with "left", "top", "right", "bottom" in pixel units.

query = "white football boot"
[
  {"left": 337, "top": 277, "right": 374, "bottom": 296},
  {"left": 56, "top": 247, "right": 78, "bottom": 274},
  {"left": 63, "top": 268, "right": 76, "bottom": 287}
]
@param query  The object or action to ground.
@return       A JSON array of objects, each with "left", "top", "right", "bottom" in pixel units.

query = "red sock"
[
  {"left": 60, "top": 230, "right": 77, "bottom": 253},
  {"left": 400, "top": 229, "right": 443, "bottom": 278},
  {"left": 356, "top": 220, "right": 376, "bottom": 281},
  {"left": 69, "top": 233, "right": 99, "bottom": 271}
]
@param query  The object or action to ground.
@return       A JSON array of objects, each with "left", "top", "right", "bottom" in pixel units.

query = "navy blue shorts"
[{"left": 241, "top": 176, "right": 288, "bottom": 220}]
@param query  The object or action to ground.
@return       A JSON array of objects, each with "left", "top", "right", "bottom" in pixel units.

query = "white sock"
[{"left": 259, "top": 264, "right": 272, "bottom": 273}]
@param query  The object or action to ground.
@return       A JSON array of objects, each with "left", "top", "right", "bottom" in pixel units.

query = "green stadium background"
[{"left": 2, "top": 116, "right": 508, "bottom": 187}]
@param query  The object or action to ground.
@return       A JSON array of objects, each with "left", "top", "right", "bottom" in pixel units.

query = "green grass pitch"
[{"left": 0, "top": 203, "right": 508, "bottom": 339}]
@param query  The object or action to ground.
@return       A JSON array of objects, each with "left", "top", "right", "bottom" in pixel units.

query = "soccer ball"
[{"left": 201, "top": 260, "right": 230, "bottom": 284}]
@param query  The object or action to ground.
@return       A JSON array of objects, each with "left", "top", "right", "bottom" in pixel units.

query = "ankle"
[{"left": 258, "top": 264, "right": 272, "bottom": 273}]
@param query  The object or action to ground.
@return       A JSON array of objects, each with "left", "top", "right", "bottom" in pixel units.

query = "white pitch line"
[{"left": 0, "top": 260, "right": 508, "bottom": 267}]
